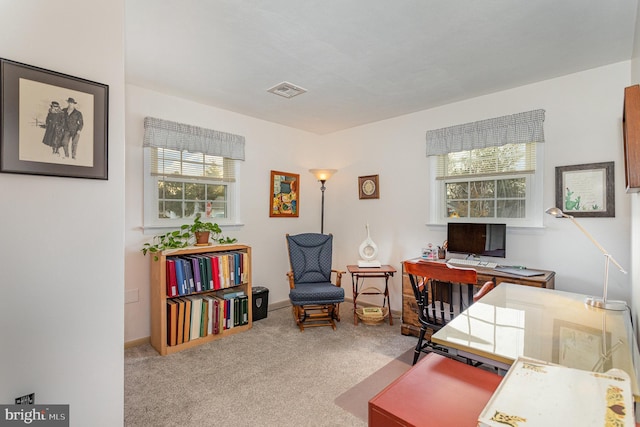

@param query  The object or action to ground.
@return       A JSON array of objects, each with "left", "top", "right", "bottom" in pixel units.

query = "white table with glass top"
[{"left": 431, "top": 282, "right": 640, "bottom": 401}]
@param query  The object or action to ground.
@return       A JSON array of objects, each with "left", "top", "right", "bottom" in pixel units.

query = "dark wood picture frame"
[
  {"left": 358, "top": 174, "right": 380, "bottom": 199},
  {"left": 270, "top": 170, "right": 299, "bottom": 217},
  {"left": 0, "top": 58, "right": 108, "bottom": 179},
  {"left": 555, "top": 162, "right": 614, "bottom": 217}
]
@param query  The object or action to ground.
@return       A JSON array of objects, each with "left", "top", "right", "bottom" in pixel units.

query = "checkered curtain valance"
[
  {"left": 143, "top": 116, "right": 245, "bottom": 160},
  {"left": 426, "top": 109, "right": 545, "bottom": 156}
]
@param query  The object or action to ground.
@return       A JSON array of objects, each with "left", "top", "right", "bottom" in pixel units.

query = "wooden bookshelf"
[{"left": 150, "top": 244, "right": 252, "bottom": 355}]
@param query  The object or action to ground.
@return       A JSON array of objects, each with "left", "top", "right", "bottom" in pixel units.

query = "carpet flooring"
[
  {"left": 125, "top": 302, "right": 416, "bottom": 426},
  {"left": 334, "top": 348, "right": 414, "bottom": 421}
]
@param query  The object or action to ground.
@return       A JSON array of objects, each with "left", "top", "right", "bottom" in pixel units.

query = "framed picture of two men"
[{"left": 0, "top": 58, "right": 108, "bottom": 179}]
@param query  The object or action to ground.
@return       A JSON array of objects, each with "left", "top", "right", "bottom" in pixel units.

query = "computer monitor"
[{"left": 447, "top": 222, "right": 506, "bottom": 258}]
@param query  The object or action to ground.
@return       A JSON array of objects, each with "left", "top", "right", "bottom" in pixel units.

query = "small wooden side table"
[{"left": 347, "top": 264, "right": 396, "bottom": 326}]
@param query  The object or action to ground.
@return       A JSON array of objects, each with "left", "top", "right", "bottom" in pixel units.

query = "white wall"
[
  {"left": 126, "top": 62, "right": 634, "bottom": 342},
  {"left": 124, "top": 85, "right": 322, "bottom": 341},
  {"left": 0, "top": 1, "right": 125, "bottom": 425},
  {"left": 324, "top": 61, "right": 632, "bottom": 310}
]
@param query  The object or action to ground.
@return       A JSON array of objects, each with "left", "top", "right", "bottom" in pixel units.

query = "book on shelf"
[
  {"left": 203, "top": 295, "right": 214, "bottom": 335},
  {"left": 210, "top": 255, "right": 221, "bottom": 290},
  {"left": 186, "top": 256, "right": 202, "bottom": 292},
  {"left": 176, "top": 298, "right": 185, "bottom": 345},
  {"left": 172, "top": 257, "right": 187, "bottom": 296},
  {"left": 238, "top": 294, "right": 249, "bottom": 325},
  {"left": 212, "top": 296, "right": 223, "bottom": 334},
  {"left": 166, "top": 259, "right": 178, "bottom": 297},
  {"left": 183, "top": 297, "right": 192, "bottom": 343},
  {"left": 166, "top": 300, "right": 178, "bottom": 346},
  {"left": 241, "top": 252, "right": 248, "bottom": 283},
  {"left": 182, "top": 258, "right": 195, "bottom": 294},
  {"left": 222, "top": 290, "right": 245, "bottom": 300},
  {"left": 187, "top": 296, "right": 203, "bottom": 340},
  {"left": 194, "top": 255, "right": 209, "bottom": 291},
  {"left": 200, "top": 297, "right": 209, "bottom": 338}
]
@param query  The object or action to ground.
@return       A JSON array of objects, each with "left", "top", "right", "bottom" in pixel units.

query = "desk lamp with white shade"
[{"left": 545, "top": 207, "right": 627, "bottom": 311}]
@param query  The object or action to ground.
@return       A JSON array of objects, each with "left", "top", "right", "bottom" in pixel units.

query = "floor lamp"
[
  {"left": 545, "top": 207, "right": 627, "bottom": 311},
  {"left": 309, "top": 169, "right": 337, "bottom": 234}
]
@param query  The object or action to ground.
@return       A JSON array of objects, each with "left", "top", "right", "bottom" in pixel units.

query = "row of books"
[
  {"left": 166, "top": 290, "right": 249, "bottom": 346},
  {"left": 166, "top": 250, "right": 248, "bottom": 297}
]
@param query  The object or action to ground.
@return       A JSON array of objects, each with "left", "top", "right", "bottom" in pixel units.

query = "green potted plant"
[
  {"left": 190, "top": 213, "right": 222, "bottom": 245},
  {"left": 141, "top": 213, "right": 237, "bottom": 259}
]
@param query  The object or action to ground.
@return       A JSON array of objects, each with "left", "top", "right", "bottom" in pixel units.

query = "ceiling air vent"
[{"left": 267, "top": 81, "right": 307, "bottom": 99}]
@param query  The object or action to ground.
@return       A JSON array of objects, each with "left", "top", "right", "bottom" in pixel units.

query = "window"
[
  {"left": 430, "top": 142, "right": 543, "bottom": 227},
  {"left": 144, "top": 147, "right": 237, "bottom": 227},
  {"left": 427, "top": 110, "right": 545, "bottom": 227},
  {"left": 142, "top": 117, "right": 245, "bottom": 230}
]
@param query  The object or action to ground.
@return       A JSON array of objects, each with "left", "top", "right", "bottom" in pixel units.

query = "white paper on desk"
[{"left": 478, "top": 356, "right": 634, "bottom": 427}]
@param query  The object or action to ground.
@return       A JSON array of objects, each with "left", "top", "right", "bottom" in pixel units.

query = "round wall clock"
[{"left": 358, "top": 175, "right": 379, "bottom": 199}]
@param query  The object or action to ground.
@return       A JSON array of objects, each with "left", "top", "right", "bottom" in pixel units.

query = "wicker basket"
[{"left": 356, "top": 307, "right": 389, "bottom": 325}]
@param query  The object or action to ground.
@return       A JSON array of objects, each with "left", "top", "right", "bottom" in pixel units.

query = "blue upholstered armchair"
[{"left": 286, "top": 233, "right": 345, "bottom": 331}]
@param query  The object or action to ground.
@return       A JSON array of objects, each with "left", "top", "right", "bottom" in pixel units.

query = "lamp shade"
[
  {"left": 545, "top": 207, "right": 567, "bottom": 218},
  {"left": 309, "top": 169, "right": 337, "bottom": 181}
]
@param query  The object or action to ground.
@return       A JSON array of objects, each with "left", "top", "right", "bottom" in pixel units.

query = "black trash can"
[{"left": 252, "top": 286, "right": 269, "bottom": 321}]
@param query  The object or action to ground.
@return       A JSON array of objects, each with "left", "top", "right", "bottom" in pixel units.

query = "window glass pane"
[
  {"left": 497, "top": 178, "right": 526, "bottom": 198},
  {"left": 205, "top": 156, "right": 225, "bottom": 179},
  {"left": 470, "top": 200, "right": 495, "bottom": 218},
  {"left": 185, "top": 183, "right": 206, "bottom": 200},
  {"left": 184, "top": 201, "right": 205, "bottom": 217},
  {"left": 162, "top": 181, "right": 183, "bottom": 200},
  {"left": 210, "top": 200, "right": 226, "bottom": 218},
  {"left": 470, "top": 180, "right": 494, "bottom": 199},
  {"left": 447, "top": 201, "right": 468, "bottom": 218},
  {"left": 182, "top": 151, "right": 203, "bottom": 163},
  {"left": 497, "top": 200, "right": 526, "bottom": 218},
  {"left": 159, "top": 201, "right": 183, "bottom": 219},
  {"left": 207, "top": 185, "right": 227, "bottom": 218},
  {"left": 446, "top": 182, "right": 468, "bottom": 200},
  {"left": 182, "top": 161, "right": 204, "bottom": 177}
]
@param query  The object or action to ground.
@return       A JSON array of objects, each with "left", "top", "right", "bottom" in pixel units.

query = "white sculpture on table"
[{"left": 358, "top": 223, "right": 381, "bottom": 267}]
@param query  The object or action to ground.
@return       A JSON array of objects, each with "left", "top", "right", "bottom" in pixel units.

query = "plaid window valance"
[
  {"left": 143, "top": 117, "right": 245, "bottom": 160},
  {"left": 426, "top": 109, "right": 545, "bottom": 156}
]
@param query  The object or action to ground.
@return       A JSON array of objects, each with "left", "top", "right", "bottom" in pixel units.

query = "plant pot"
[{"left": 194, "top": 231, "right": 210, "bottom": 245}]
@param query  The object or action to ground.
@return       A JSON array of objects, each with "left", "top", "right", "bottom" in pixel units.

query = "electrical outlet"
[{"left": 15, "top": 393, "right": 35, "bottom": 404}]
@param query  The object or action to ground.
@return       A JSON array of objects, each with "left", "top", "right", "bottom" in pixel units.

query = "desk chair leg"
[{"left": 413, "top": 327, "right": 427, "bottom": 365}]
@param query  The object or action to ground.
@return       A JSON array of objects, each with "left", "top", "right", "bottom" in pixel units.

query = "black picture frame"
[
  {"left": 0, "top": 58, "right": 108, "bottom": 179},
  {"left": 555, "top": 162, "right": 614, "bottom": 217}
]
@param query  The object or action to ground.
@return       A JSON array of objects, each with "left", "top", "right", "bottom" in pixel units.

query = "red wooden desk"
[
  {"left": 347, "top": 264, "right": 396, "bottom": 325},
  {"left": 369, "top": 353, "right": 502, "bottom": 426}
]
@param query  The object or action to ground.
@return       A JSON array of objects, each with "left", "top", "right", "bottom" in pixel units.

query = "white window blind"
[
  {"left": 436, "top": 142, "right": 537, "bottom": 179},
  {"left": 150, "top": 147, "right": 237, "bottom": 182}
]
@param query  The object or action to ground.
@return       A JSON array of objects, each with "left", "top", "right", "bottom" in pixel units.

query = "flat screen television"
[{"left": 447, "top": 222, "right": 506, "bottom": 258}]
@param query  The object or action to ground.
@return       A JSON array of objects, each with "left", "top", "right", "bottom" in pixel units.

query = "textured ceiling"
[{"left": 125, "top": 1, "right": 639, "bottom": 135}]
